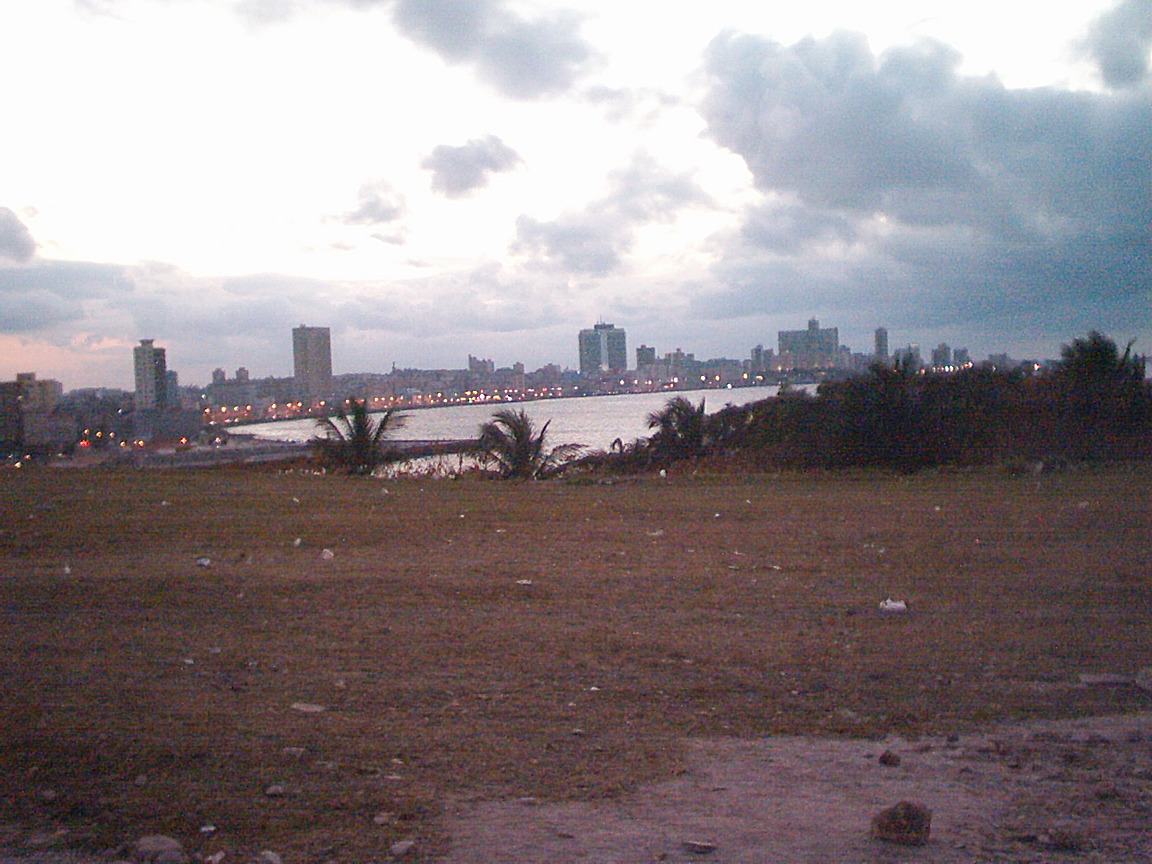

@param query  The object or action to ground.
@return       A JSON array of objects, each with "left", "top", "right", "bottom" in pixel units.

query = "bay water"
[{"left": 232, "top": 386, "right": 791, "bottom": 452}]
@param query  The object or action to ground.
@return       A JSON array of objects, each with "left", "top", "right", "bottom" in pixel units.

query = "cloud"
[
  {"left": 340, "top": 180, "right": 408, "bottom": 226},
  {"left": 584, "top": 85, "right": 679, "bottom": 124},
  {"left": 0, "top": 208, "right": 37, "bottom": 263},
  {"left": 1083, "top": 0, "right": 1152, "bottom": 89},
  {"left": 513, "top": 153, "right": 712, "bottom": 275},
  {"left": 422, "top": 135, "right": 522, "bottom": 198},
  {"left": 694, "top": 29, "right": 1152, "bottom": 350},
  {"left": 388, "top": 0, "right": 596, "bottom": 99}
]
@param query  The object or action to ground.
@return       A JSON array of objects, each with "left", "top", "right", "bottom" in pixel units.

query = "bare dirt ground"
[
  {"left": 443, "top": 711, "right": 1152, "bottom": 864},
  {"left": 6, "top": 710, "right": 1150, "bottom": 864},
  {"left": 3, "top": 466, "right": 1151, "bottom": 863}
]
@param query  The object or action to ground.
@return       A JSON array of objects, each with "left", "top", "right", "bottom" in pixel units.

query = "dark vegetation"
[
  {"left": 476, "top": 408, "right": 583, "bottom": 479},
  {"left": 584, "top": 331, "right": 1151, "bottom": 474},
  {"left": 310, "top": 398, "right": 406, "bottom": 475}
]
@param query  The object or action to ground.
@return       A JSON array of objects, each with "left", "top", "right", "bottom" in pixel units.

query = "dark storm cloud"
[
  {"left": 0, "top": 261, "right": 126, "bottom": 331},
  {"left": 387, "top": 0, "right": 596, "bottom": 99},
  {"left": 513, "top": 154, "right": 711, "bottom": 275},
  {"left": 422, "top": 135, "right": 522, "bottom": 198},
  {"left": 0, "top": 208, "right": 36, "bottom": 263},
  {"left": 340, "top": 180, "right": 408, "bottom": 226},
  {"left": 697, "top": 30, "right": 1152, "bottom": 337},
  {"left": 1083, "top": 0, "right": 1152, "bottom": 88}
]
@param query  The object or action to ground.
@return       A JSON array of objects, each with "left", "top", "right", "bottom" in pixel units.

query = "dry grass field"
[{"left": 1, "top": 462, "right": 1150, "bottom": 861}]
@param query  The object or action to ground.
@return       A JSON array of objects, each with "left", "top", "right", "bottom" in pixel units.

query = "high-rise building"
[
  {"left": 293, "top": 325, "right": 332, "bottom": 399},
  {"left": 874, "top": 328, "right": 889, "bottom": 360},
  {"left": 578, "top": 322, "right": 627, "bottom": 375},
  {"left": 931, "top": 343, "right": 952, "bottom": 368},
  {"left": 636, "top": 344, "right": 656, "bottom": 368},
  {"left": 133, "top": 339, "right": 168, "bottom": 409},
  {"left": 777, "top": 318, "right": 839, "bottom": 370}
]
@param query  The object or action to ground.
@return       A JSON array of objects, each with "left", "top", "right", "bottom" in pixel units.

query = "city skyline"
[{"left": 1, "top": 1, "right": 1149, "bottom": 390}]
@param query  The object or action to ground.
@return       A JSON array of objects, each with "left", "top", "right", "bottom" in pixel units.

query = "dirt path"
[
  {"left": 442, "top": 713, "right": 1152, "bottom": 863},
  {"left": 3, "top": 714, "right": 1149, "bottom": 863}
]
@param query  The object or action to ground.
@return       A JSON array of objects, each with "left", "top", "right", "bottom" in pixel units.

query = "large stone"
[
  {"left": 870, "top": 801, "right": 932, "bottom": 846},
  {"left": 1135, "top": 667, "right": 1152, "bottom": 693},
  {"left": 389, "top": 838, "right": 416, "bottom": 857},
  {"left": 134, "top": 835, "right": 189, "bottom": 864}
]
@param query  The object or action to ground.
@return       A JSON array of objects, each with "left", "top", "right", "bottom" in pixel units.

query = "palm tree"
[
  {"left": 476, "top": 408, "right": 582, "bottom": 479},
  {"left": 646, "top": 396, "right": 708, "bottom": 462},
  {"left": 310, "top": 398, "right": 406, "bottom": 475}
]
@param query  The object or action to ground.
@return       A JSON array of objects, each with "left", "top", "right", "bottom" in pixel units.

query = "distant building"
[
  {"left": 953, "top": 347, "right": 971, "bottom": 367},
  {"left": 750, "top": 344, "right": 774, "bottom": 374},
  {"left": 133, "top": 339, "right": 168, "bottom": 409},
  {"left": 894, "top": 344, "right": 923, "bottom": 369},
  {"left": 578, "top": 322, "right": 627, "bottom": 375},
  {"left": 636, "top": 344, "right": 656, "bottom": 368},
  {"left": 293, "top": 325, "right": 333, "bottom": 400},
  {"left": 874, "top": 328, "right": 889, "bottom": 361},
  {"left": 0, "top": 372, "right": 73, "bottom": 453},
  {"left": 468, "top": 355, "right": 495, "bottom": 374},
  {"left": 14, "top": 372, "right": 62, "bottom": 411},
  {"left": 931, "top": 343, "right": 952, "bottom": 369},
  {"left": 778, "top": 318, "right": 840, "bottom": 370}
]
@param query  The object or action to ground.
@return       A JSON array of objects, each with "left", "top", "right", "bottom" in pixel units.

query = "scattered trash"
[
  {"left": 199, "top": 824, "right": 217, "bottom": 834},
  {"left": 879, "top": 598, "right": 908, "bottom": 613},
  {"left": 647, "top": 529, "right": 665, "bottom": 537},
  {"left": 389, "top": 839, "right": 416, "bottom": 858},
  {"left": 516, "top": 579, "right": 533, "bottom": 586},
  {"left": 292, "top": 537, "right": 302, "bottom": 548},
  {"left": 62, "top": 563, "right": 72, "bottom": 575},
  {"left": 659, "top": 469, "right": 667, "bottom": 478},
  {"left": 682, "top": 840, "right": 716, "bottom": 855},
  {"left": 289, "top": 702, "right": 326, "bottom": 713},
  {"left": 195, "top": 557, "right": 212, "bottom": 568},
  {"left": 320, "top": 549, "right": 335, "bottom": 560}
]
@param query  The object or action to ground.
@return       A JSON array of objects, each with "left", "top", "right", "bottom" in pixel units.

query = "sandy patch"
[{"left": 443, "top": 713, "right": 1152, "bottom": 863}]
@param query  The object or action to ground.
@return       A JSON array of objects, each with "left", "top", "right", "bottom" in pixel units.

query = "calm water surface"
[{"left": 233, "top": 386, "right": 790, "bottom": 452}]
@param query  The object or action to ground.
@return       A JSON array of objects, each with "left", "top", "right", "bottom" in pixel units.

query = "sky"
[{"left": 1, "top": 0, "right": 1149, "bottom": 390}]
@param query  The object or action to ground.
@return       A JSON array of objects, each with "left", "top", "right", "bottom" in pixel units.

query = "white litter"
[
  {"left": 516, "top": 579, "right": 533, "bottom": 586},
  {"left": 290, "top": 702, "right": 326, "bottom": 713},
  {"left": 879, "top": 598, "right": 908, "bottom": 613},
  {"left": 292, "top": 537, "right": 302, "bottom": 548},
  {"left": 196, "top": 557, "right": 211, "bottom": 568},
  {"left": 320, "top": 549, "right": 335, "bottom": 560}
]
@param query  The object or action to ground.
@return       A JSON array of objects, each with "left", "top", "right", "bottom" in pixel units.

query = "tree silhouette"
[
  {"left": 646, "top": 396, "right": 709, "bottom": 462},
  {"left": 311, "top": 398, "right": 406, "bottom": 475},
  {"left": 477, "top": 408, "right": 582, "bottom": 479},
  {"left": 1054, "top": 332, "right": 1146, "bottom": 413}
]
